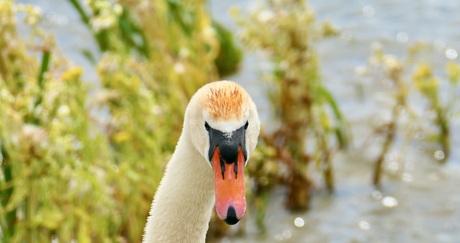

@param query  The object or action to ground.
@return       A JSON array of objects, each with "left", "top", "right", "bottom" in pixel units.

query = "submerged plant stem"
[
  {"left": 323, "top": 149, "right": 334, "bottom": 192},
  {"left": 435, "top": 107, "right": 450, "bottom": 162},
  {"left": 373, "top": 120, "right": 396, "bottom": 186},
  {"left": 373, "top": 80, "right": 404, "bottom": 186}
]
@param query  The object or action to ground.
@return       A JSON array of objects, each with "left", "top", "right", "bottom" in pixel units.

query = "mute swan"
[{"left": 143, "top": 81, "right": 260, "bottom": 242}]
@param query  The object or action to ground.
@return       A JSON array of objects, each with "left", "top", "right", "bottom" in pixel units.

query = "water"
[{"left": 17, "top": 0, "right": 460, "bottom": 242}]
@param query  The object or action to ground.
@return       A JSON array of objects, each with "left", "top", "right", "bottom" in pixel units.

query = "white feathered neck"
[{"left": 143, "top": 126, "right": 215, "bottom": 242}]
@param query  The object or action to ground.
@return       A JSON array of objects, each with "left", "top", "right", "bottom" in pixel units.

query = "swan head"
[{"left": 185, "top": 80, "right": 260, "bottom": 225}]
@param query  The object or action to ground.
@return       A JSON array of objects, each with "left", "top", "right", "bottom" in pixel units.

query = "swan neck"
[{"left": 143, "top": 129, "right": 214, "bottom": 243}]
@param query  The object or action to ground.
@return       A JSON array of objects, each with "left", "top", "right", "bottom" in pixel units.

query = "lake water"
[{"left": 17, "top": 0, "right": 460, "bottom": 242}]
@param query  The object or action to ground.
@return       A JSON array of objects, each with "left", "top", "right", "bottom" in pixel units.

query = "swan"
[{"left": 143, "top": 81, "right": 260, "bottom": 242}]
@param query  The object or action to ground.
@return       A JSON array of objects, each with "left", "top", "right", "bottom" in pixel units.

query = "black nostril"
[
  {"left": 219, "top": 143, "right": 238, "bottom": 164},
  {"left": 224, "top": 206, "right": 239, "bottom": 225}
]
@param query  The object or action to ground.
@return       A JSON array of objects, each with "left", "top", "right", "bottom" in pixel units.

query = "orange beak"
[{"left": 211, "top": 146, "right": 246, "bottom": 225}]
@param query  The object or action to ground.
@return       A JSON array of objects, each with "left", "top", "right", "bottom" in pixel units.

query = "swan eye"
[
  {"left": 244, "top": 121, "right": 249, "bottom": 130},
  {"left": 205, "top": 122, "right": 211, "bottom": 131}
]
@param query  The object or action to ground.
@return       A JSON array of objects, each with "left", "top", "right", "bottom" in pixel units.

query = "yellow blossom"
[
  {"left": 447, "top": 62, "right": 460, "bottom": 84},
  {"left": 413, "top": 64, "right": 432, "bottom": 80},
  {"left": 22, "top": 4, "right": 41, "bottom": 26},
  {"left": 412, "top": 64, "right": 438, "bottom": 98},
  {"left": 61, "top": 67, "right": 84, "bottom": 82},
  {"left": 113, "top": 131, "right": 131, "bottom": 143},
  {"left": 319, "top": 110, "right": 332, "bottom": 131}
]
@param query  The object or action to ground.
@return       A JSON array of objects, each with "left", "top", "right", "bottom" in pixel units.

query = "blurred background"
[{"left": 1, "top": 0, "right": 460, "bottom": 242}]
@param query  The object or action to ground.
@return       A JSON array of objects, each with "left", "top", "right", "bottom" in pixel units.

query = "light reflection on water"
[
  {"left": 445, "top": 48, "right": 458, "bottom": 60},
  {"left": 294, "top": 217, "right": 305, "bottom": 228},
  {"left": 358, "top": 220, "right": 371, "bottom": 231},
  {"left": 381, "top": 196, "right": 398, "bottom": 208},
  {"left": 362, "top": 6, "right": 375, "bottom": 18},
  {"left": 396, "top": 32, "right": 409, "bottom": 43},
  {"left": 16, "top": 0, "right": 460, "bottom": 242},
  {"left": 434, "top": 150, "right": 446, "bottom": 161}
]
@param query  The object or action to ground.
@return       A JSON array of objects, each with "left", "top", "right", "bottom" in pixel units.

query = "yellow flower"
[
  {"left": 319, "top": 109, "right": 332, "bottom": 131},
  {"left": 447, "top": 62, "right": 460, "bottom": 84},
  {"left": 113, "top": 131, "right": 131, "bottom": 143},
  {"left": 412, "top": 64, "right": 430, "bottom": 90},
  {"left": 412, "top": 64, "right": 438, "bottom": 98},
  {"left": 61, "top": 67, "right": 84, "bottom": 82},
  {"left": 127, "top": 76, "right": 141, "bottom": 90},
  {"left": 22, "top": 4, "right": 41, "bottom": 26},
  {"left": 0, "top": 1, "right": 13, "bottom": 12},
  {"left": 412, "top": 64, "right": 431, "bottom": 81}
]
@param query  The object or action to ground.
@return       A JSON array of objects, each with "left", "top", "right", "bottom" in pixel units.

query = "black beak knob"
[{"left": 219, "top": 143, "right": 238, "bottom": 164}]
